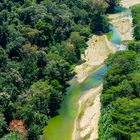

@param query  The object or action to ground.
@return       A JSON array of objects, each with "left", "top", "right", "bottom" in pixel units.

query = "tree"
[
  {"left": 7, "top": 37, "right": 26, "bottom": 60},
  {"left": 29, "top": 81, "right": 52, "bottom": 115},
  {"left": 0, "top": 92, "right": 11, "bottom": 112},
  {"left": 131, "top": 5, "right": 140, "bottom": 40},
  {"left": 65, "top": 41, "right": 78, "bottom": 64},
  {"left": 99, "top": 4, "right": 140, "bottom": 140},
  {"left": 128, "top": 73, "right": 140, "bottom": 97},
  {"left": 1, "top": 132, "right": 17, "bottom": 140},
  {"left": 0, "top": 0, "right": 112, "bottom": 139},
  {"left": 9, "top": 120, "right": 27, "bottom": 139},
  {"left": 105, "top": 0, "right": 121, "bottom": 12},
  {"left": 119, "top": 80, "right": 134, "bottom": 97},
  {"left": 90, "top": 1, "right": 109, "bottom": 33},
  {"left": 128, "top": 41, "right": 140, "bottom": 53},
  {"left": 28, "top": 125, "right": 41, "bottom": 140},
  {"left": 0, "top": 48, "right": 7, "bottom": 68},
  {"left": 0, "top": 114, "right": 7, "bottom": 137},
  {"left": 36, "top": 17, "right": 53, "bottom": 47},
  {"left": 112, "top": 98, "right": 140, "bottom": 140},
  {"left": 134, "top": 25, "right": 140, "bottom": 40},
  {"left": 46, "top": 54, "right": 71, "bottom": 86},
  {"left": 0, "top": 22, "right": 9, "bottom": 48},
  {"left": 15, "top": 105, "right": 48, "bottom": 139},
  {"left": 70, "top": 32, "right": 87, "bottom": 59},
  {"left": 90, "top": 14, "right": 109, "bottom": 33},
  {"left": 101, "top": 86, "right": 120, "bottom": 106}
]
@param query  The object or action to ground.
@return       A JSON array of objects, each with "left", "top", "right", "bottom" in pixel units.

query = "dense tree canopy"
[
  {"left": 105, "top": 0, "right": 121, "bottom": 12},
  {"left": 99, "top": 4, "right": 140, "bottom": 140},
  {"left": 0, "top": 0, "right": 119, "bottom": 139},
  {"left": 132, "top": 5, "right": 140, "bottom": 40}
]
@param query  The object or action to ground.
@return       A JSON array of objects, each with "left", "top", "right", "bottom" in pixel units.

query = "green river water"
[
  {"left": 42, "top": 66, "right": 107, "bottom": 140},
  {"left": 42, "top": 7, "right": 131, "bottom": 140}
]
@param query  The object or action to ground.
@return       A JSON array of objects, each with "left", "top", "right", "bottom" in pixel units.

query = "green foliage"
[
  {"left": 1, "top": 132, "right": 25, "bottom": 140},
  {"left": 131, "top": 5, "right": 140, "bottom": 40},
  {"left": 0, "top": 48, "right": 7, "bottom": 68},
  {"left": 104, "top": 51, "right": 137, "bottom": 89},
  {"left": 28, "top": 124, "right": 41, "bottom": 140},
  {"left": 90, "top": 1, "right": 109, "bottom": 33},
  {"left": 0, "top": 114, "right": 7, "bottom": 137},
  {"left": 111, "top": 98, "right": 140, "bottom": 139},
  {"left": 29, "top": 81, "right": 62, "bottom": 116},
  {"left": 70, "top": 32, "right": 87, "bottom": 59},
  {"left": 128, "top": 40, "right": 140, "bottom": 53},
  {"left": 100, "top": 51, "right": 140, "bottom": 139},
  {"left": 105, "top": 0, "right": 121, "bottom": 12},
  {"left": 0, "top": 0, "right": 113, "bottom": 139},
  {"left": 1, "top": 132, "right": 17, "bottom": 140},
  {"left": 99, "top": 6, "right": 140, "bottom": 139}
]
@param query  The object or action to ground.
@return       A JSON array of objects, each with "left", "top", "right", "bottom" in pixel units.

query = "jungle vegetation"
[
  {"left": 0, "top": 0, "right": 120, "bottom": 139},
  {"left": 99, "top": 4, "right": 140, "bottom": 140}
]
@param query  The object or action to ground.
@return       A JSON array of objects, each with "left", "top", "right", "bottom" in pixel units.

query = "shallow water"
[
  {"left": 109, "top": 25, "right": 122, "bottom": 44},
  {"left": 42, "top": 6, "right": 132, "bottom": 140},
  {"left": 42, "top": 66, "right": 107, "bottom": 140},
  {"left": 109, "top": 7, "right": 132, "bottom": 50}
]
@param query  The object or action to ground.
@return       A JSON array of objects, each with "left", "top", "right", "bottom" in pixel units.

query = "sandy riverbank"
[
  {"left": 121, "top": 0, "right": 140, "bottom": 8},
  {"left": 75, "top": 35, "right": 115, "bottom": 83},
  {"left": 109, "top": 12, "right": 133, "bottom": 41},
  {"left": 73, "top": 1, "right": 140, "bottom": 140},
  {"left": 109, "top": 0, "right": 140, "bottom": 41},
  {"left": 72, "top": 85, "right": 103, "bottom": 140}
]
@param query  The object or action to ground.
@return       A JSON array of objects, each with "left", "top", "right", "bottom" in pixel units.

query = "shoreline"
[
  {"left": 72, "top": 0, "right": 139, "bottom": 139},
  {"left": 75, "top": 34, "right": 115, "bottom": 83},
  {"left": 72, "top": 84, "right": 103, "bottom": 140},
  {"left": 74, "top": 0, "right": 140, "bottom": 84},
  {"left": 109, "top": 9, "right": 133, "bottom": 41}
]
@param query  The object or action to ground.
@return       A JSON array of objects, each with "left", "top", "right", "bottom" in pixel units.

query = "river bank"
[
  {"left": 109, "top": 11, "right": 133, "bottom": 41},
  {"left": 72, "top": 85, "right": 103, "bottom": 140},
  {"left": 75, "top": 0, "right": 140, "bottom": 84},
  {"left": 42, "top": 1, "right": 140, "bottom": 140},
  {"left": 75, "top": 35, "right": 115, "bottom": 83},
  {"left": 72, "top": 0, "right": 138, "bottom": 139}
]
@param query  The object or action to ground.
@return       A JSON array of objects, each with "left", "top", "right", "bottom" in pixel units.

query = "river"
[{"left": 41, "top": 6, "right": 132, "bottom": 140}]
